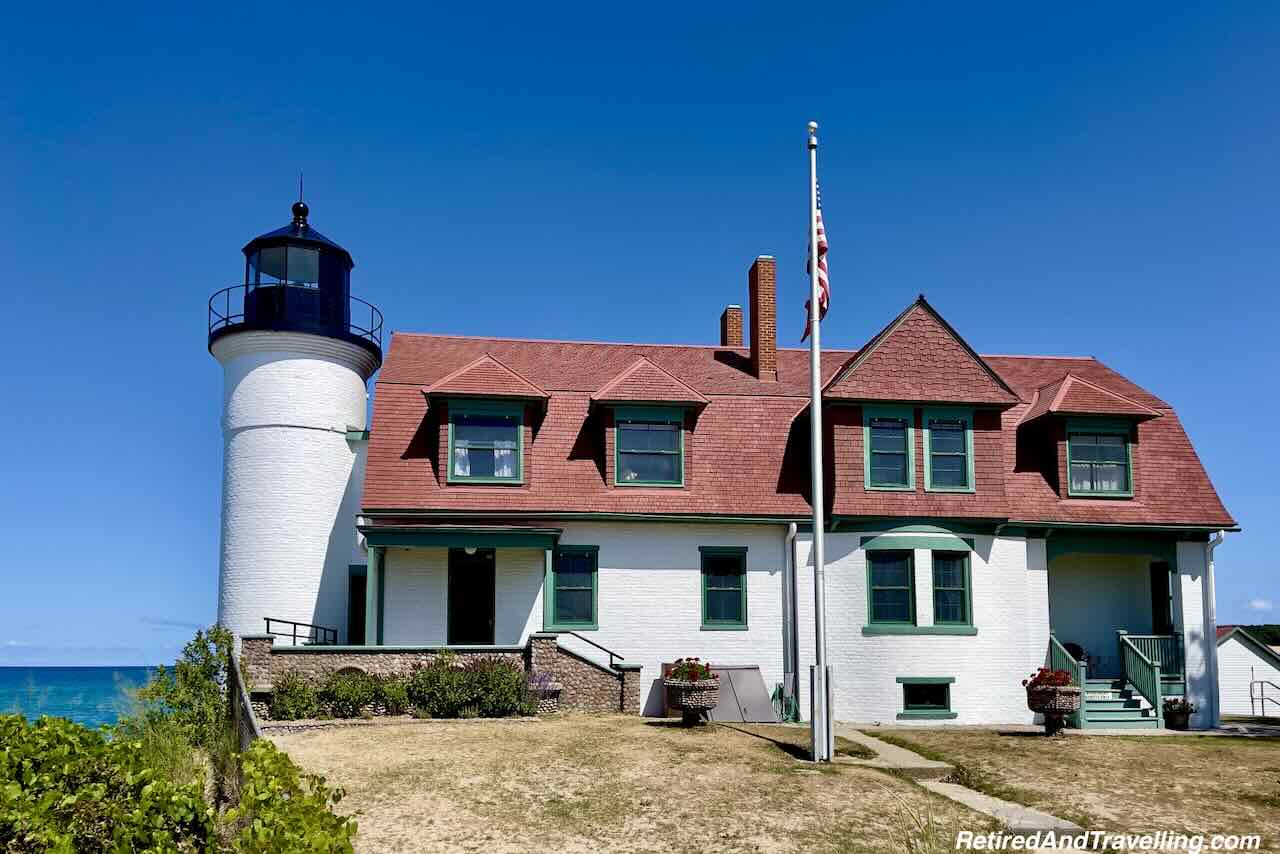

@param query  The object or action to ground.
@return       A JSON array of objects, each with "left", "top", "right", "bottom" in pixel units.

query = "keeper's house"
[{"left": 211, "top": 203, "right": 1236, "bottom": 729}]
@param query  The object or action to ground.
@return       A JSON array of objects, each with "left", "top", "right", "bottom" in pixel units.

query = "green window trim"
[
  {"left": 1066, "top": 418, "right": 1134, "bottom": 498},
  {"left": 614, "top": 405, "right": 685, "bottom": 487},
  {"left": 866, "top": 549, "right": 916, "bottom": 626},
  {"left": 861, "top": 534, "right": 973, "bottom": 552},
  {"left": 863, "top": 405, "right": 916, "bottom": 491},
  {"left": 446, "top": 399, "right": 525, "bottom": 485},
  {"left": 543, "top": 545, "right": 599, "bottom": 631},
  {"left": 922, "top": 407, "right": 975, "bottom": 493},
  {"left": 898, "top": 677, "right": 955, "bottom": 719},
  {"left": 931, "top": 551, "right": 973, "bottom": 627},
  {"left": 700, "top": 546, "right": 748, "bottom": 630},
  {"left": 863, "top": 624, "right": 977, "bottom": 636}
]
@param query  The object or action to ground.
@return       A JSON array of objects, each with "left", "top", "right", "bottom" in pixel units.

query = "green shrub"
[
  {"left": 224, "top": 740, "right": 356, "bottom": 854},
  {"left": 269, "top": 671, "right": 321, "bottom": 721},
  {"left": 134, "top": 625, "right": 234, "bottom": 751},
  {"left": 376, "top": 676, "right": 410, "bottom": 716},
  {"left": 406, "top": 654, "right": 531, "bottom": 718},
  {"left": 0, "top": 714, "right": 213, "bottom": 854},
  {"left": 318, "top": 671, "right": 379, "bottom": 719}
]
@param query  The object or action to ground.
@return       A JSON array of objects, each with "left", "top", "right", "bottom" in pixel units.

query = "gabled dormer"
[
  {"left": 591, "top": 356, "right": 708, "bottom": 488},
  {"left": 824, "top": 297, "right": 1017, "bottom": 509},
  {"left": 423, "top": 354, "right": 548, "bottom": 485},
  {"left": 1017, "top": 373, "right": 1161, "bottom": 499}
]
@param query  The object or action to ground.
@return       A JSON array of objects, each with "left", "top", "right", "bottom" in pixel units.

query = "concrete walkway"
[{"left": 836, "top": 724, "right": 1084, "bottom": 836}]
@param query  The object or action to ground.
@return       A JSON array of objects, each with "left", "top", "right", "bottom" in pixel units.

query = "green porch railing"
[
  {"left": 1121, "top": 633, "right": 1184, "bottom": 682},
  {"left": 1048, "top": 633, "right": 1087, "bottom": 728},
  {"left": 1118, "top": 630, "right": 1163, "bottom": 727}
]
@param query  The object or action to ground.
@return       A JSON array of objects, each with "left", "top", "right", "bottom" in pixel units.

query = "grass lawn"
[
  {"left": 874, "top": 727, "right": 1280, "bottom": 844},
  {"left": 272, "top": 716, "right": 993, "bottom": 854}
]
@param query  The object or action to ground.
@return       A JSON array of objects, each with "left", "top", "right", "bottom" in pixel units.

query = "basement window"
[{"left": 897, "top": 677, "right": 957, "bottom": 720}]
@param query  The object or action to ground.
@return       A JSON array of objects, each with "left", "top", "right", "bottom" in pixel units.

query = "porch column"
[
  {"left": 365, "top": 546, "right": 384, "bottom": 645},
  {"left": 541, "top": 547, "right": 554, "bottom": 631}
]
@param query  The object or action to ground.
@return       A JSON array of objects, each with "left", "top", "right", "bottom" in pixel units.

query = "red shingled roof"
[
  {"left": 825, "top": 298, "right": 1018, "bottom": 406},
  {"left": 1020, "top": 374, "right": 1161, "bottom": 424},
  {"left": 363, "top": 300, "right": 1234, "bottom": 530},
  {"left": 423, "top": 353, "right": 548, "bottom": 400},
  {"left": 591, "top": 356, "right": 708, "bottom": 406}
]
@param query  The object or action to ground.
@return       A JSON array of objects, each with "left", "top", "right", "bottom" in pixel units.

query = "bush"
[
  {"left": 135, "top": 625, "right": 235, "bottom": 751},
  {"left": 318, "top": 671, "right": 379, "bottom": 719},
  {"left": 269, "top": 671, "right": 321, "bottom": 721},
  {"left": 0, "top": 714, "right": 214, "bottom": 853},
  {"left": 406, "top": 654, "right": 532, "bottom": 718},
  {"left": 224, "top": 740, "right": 356, "bottom": 854},
  {"left": 376, "top": 675, "right": 410, "bottom": 716}
]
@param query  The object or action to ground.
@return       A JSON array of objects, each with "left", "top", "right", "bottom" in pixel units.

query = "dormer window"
[
  {"left": 615, "top": 407, "right": 684, "bottom": 487},
  {"left": 1067, "top": 420, "right": 1132, "bottom": 497},
  {"left": 864, "top": 406, "right": 915, "bottom": 491},
  {"left": 923, "top": 408, "right": 975, "bottom": 493},
  {"left": 448, "top": 401, "right": 523, "bottom": 484}
]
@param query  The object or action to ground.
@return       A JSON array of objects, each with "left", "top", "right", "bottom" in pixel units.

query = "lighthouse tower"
[{"left": 208, "top": 201, "right": 382, "bottom": 644}]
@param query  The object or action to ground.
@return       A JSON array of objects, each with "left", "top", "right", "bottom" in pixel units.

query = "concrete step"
[
  {"left": 1086, "top": 708, "right": 1157, "bottom": 722},
  {"left": 1081, "top": 717, "right": 1161, "bottom": 730},
  {"left": 1086, "top": 698, "right": 1146, "bottom": 711}
]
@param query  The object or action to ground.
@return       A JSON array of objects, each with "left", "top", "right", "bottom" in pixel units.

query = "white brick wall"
[
  {"left": 1176, "top": 541, "right": 1214, "bottom": 727},
  {"left": 794, "top": 532, "right": 1047, "bottom": 726},
  {"left": 213, "top": 332, "right": 374, "bottom": 645},
  {"left": 1218, "top": 635, "right": 1280, "bottom": 717}
]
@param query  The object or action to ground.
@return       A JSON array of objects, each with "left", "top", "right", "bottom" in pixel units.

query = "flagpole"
[{"left": 807, "top": 120, "right": 832, "bottom": 762}]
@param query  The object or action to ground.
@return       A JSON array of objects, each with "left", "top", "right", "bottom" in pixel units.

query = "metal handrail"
[
  {"left": 1249, "top": 680, "right": 1280, "bottom": 717},
  {"left": 559, "top": 631, "right": 624, "bottom": 669},
  {"left": 264, "top": 617, "right": 338, "bottom": 646},
  {"left": 207, "top": 283, "right": 383, "bottom": 351}
]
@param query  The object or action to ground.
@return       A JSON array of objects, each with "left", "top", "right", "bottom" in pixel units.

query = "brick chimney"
[
  {"left": 748, "top": 256, "right": 777, "bottom": 381},
  {"left": 719, "top": 305, "right": 744, "bottom": 347}
]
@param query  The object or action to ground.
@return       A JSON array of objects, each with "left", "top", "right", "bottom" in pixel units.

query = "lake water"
[{"left": 0, "top": 666, "right": 157, "bottom": 728}]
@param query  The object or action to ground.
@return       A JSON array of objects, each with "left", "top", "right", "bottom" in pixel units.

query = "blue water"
[{"left": 0, "top": 667, "right": 157, "bottom": 728}]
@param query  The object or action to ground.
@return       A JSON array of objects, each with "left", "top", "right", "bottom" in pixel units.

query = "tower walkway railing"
[{"left": 208, "top": 282, "right": 382, "bottom": 354}]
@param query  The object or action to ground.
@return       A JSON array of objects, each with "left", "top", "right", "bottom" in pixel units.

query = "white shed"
[{"left": 1217, "top": 627, "right": 1280, "bottom": 718}]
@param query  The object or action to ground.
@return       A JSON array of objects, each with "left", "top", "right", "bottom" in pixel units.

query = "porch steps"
[{"left": 1081, "top": 679, "right": 1159, "bottom": 729}]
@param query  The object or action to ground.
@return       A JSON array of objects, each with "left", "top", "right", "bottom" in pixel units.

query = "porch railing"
[
  {"left": 264, "top": 617, "right": 337, "bottom": 646},
  {"left": 1122, "top": 633, "right": 1184, "bottom": 682},
  {"left": 1048, "top": 633, "right": 1087, "bottom": 728},
  {"left": 1118, "top": 631, "right": 1163, "bottom": 727}
]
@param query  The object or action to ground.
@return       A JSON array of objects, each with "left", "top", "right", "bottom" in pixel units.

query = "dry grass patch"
[
  {"left": 273, "top": 716, "right": 994, "bottom": 853},
  {"left": 875, "top": 728, "right": 1280, "bottom": 845}
]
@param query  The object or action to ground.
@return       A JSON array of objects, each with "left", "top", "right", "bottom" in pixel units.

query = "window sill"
[
  {"left": 863, "top": 625, "right": 977, "bottom": 636},
  {"left": 1066, "top": 491, "right": 1134, "bottom": 499},
  {"left": 545, "top": 623, "right": 598, "bottom": 632},
  {"left": 701, "top": 623, "right": 748, "bottom": 631},
  {"left": 447, "top": 477, "right": 525, "bottom": 486},
  {"left": 897, "top": 710, "right": 958, "bottom": 720},
  {"left": 865, "top": 483, "right": 916, "bottom": 492},
  {"left": 924, "top": 485, "right": 976, "bottom": 494},
  {"left": 615, "top": 481, "right": 685, "bottom": 488}
]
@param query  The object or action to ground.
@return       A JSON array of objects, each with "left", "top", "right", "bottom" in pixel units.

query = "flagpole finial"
[{"left": 808, "top": 121, "right": 818, "bottom": 133}]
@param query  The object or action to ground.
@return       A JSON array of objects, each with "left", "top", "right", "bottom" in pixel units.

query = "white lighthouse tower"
[{"left": 208, "top": 201, "right": 382, "bottom": 644}]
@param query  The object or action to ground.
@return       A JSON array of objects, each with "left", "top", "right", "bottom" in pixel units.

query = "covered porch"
[{"left": 1045, "top": 532, "right": 1189, "bottom": 729}]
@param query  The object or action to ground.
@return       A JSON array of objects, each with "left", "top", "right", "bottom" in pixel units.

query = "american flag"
[{"left": 802, "top": 186, "right": 829, "bottom": 341}]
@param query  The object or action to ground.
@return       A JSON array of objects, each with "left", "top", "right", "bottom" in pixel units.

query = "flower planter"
[
  {"left": 664, "top": 678, "right": 720, "bottom": 726},
  {"left": 1026, "top": 685, "right": 1081, "bottom": 736},
  {"left": 1164, "top": 710, "right": 1190, "bottom": 730}
]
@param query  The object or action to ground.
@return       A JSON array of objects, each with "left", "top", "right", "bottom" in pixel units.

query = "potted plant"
[
  {"left": 1023, "top": 667, "right": 1081, "bottom": 735},
  {"left": 527, "top": 671, "right": 562, "bottom": 715},
  {"left": 664, "top": 658, "right": 720, "bottom": 726},
  {"left": 1163, "top": 697, "right": 1195, "bottom": 730}
]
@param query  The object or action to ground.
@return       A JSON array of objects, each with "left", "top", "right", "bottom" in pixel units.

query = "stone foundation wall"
[{"left": 241, "top": 633, "right": 642, "bottom": 716}]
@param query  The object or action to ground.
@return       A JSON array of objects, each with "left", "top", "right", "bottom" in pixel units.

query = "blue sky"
[{"left": 1, "top": 3, "right": 1275, "bottom": 665}]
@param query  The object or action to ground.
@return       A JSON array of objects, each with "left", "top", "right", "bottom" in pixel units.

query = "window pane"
[
  {"left": 257, "top": 246, "right": 287, "bottom": 281},
  {"left": 1093, "top": 463, "right": 1128, "bottom": 492},
  {"left": 871, "top": 453, "right": 908, "bottom": 486},
  {"left": 904, "top": 683, "right": 948, "bottom": 710},
  {"left": 872, "top": 589, "right": 912, "bottom": 622},
  {"left": 555, "top": 562, "right": 593, "bottom": 590},
  {"left": 1071, "top": 435, "right": 1100, "bottom": 462},
  {"left": 706, "top": 589, "right": 742, "bottom": 622},
  {"left": 286, "top": 246, "right": 320, "bottom": 283},
  {"left": 932, "top": 555, "right": 965, "bottom": 589},
  {"left": 618, "top": 451, "right": 680, "bottom": 483},
  {"left": 869, "top": 554, "right": 910, "bottom": 587},
  {"left": 870, "top": 419, "right": 907, "bottom": 453},
  {"left": 929, "top": 422, "right": 965, "bottom": 454},
  {"left": 1096, "top": 434, "right": 1127, "bottom": 463},
  {"left": 455, "top": 414, "right": 519, "bottom": 447},
  {"left": 934, "top": 589, "right": 966, "bottom": 623},
  {"left": 930, "top": 455, "right": 966, "bottom": 487},
  {"left": 464, "top": 449, "right": 497, "bottom": 478},
  {"left": 555, "top": 589, "right": 593, "bottom": 623},
  {"left": 618, "top": 421, "right": 679, "bottom": 453},
  {"left": 1069, "top": 462, "right": 1094, "bottom": 492}
]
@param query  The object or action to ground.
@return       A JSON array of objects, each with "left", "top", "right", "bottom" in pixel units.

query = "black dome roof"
[{"left": 241, "top": 202, "right": 354, "bottom": 269}]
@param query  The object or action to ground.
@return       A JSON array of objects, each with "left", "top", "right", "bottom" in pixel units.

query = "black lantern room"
[{"left": 208, "top": 202, "right": 382, "bottom": 365}]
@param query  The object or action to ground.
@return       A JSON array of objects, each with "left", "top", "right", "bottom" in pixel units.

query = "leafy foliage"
[
  {"left": 269, "top": 672, "right": 321, "bottom": 721},
  {"left": 135, "top": 625, "right": 235, "bottom": 752},
  {"left": 318, "top": 671, "right": 379, "bottom": 719},
  {"left": 0, "top": 714, "right": 214, "bottom": 854},
  {"left": 376, "top": 675, "right": 410, "bottom": 716},
  {"left": 223, "top": 740, "right": 355, "bottom": 854},
  {"left": 406, "top": 653, "right": 533, "bottom": 718},
  {"left": 667, "top": 657, "right": 716, "bottom": 682},
  {"left": 1022, "top": 668, "right": 1072, "bottom": 689}
]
